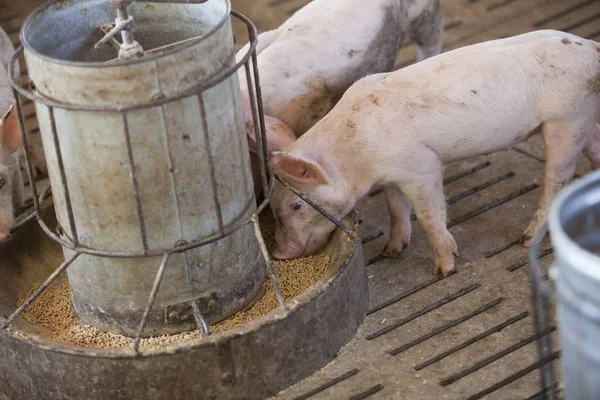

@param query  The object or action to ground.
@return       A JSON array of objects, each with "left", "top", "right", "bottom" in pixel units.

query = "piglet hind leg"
[
  {"left": 522, "top": 119, "right": 593, "bottom": 247},
  {"left": 400, "top": 166, "right": 458, "bottom": 277},
  {"left": 382, "top": 185, "right": 412, "bottom": 257}
]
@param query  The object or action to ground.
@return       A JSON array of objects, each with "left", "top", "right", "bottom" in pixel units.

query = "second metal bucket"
[{"left": 545, "top": 170, "right": 600, "bottom": 399}]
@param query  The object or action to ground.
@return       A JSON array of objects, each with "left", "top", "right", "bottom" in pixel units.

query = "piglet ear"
[
  {"left": 242, "top": 96, "right": 296, "bottom": 155},
  {"left": 0, "top": 104, "right": 20, "bottom": 154},
  {"left": 261, "top": 116, "right": 296, "bottom": 153},
  {"left": 271, "top": 151, "right": 329, "bottom": 186}
]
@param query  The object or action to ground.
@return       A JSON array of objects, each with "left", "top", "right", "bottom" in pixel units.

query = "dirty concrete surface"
[{"left": 2, "top": 0, "right": 599, "bottom": 398}]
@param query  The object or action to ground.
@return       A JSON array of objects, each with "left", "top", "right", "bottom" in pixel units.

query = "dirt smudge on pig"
[
  {"left": 345, "top": 119, "right": 357, "bottom": 139},
  {"left": 368, "top": 94, "right": 380, "bottom": 105},
  {"left": 587, "top": 68, "right": 600, "bottom": 94},
  {"left": 348, "top": 49, "right": 361, "bottom": 59},
  {"left": 345, "top": 4, "right": 408, "bottom": 83}
]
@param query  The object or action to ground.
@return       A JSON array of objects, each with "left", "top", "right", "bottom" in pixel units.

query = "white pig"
[
  {"left": 0, "top": 27, "right": 23, "bottom": 244},
  {"left": 269, "top": 30, "right": 600, "bottom": 277},
  {"left": 235, "top": 0, "right": 444, "bottom": 199}
]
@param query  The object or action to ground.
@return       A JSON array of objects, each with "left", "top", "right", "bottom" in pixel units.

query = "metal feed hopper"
[{"left": 22, "top": 0, "right": 265, "bottom": 336}]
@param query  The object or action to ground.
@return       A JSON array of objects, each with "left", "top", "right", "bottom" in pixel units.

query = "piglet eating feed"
[
  {"left": 0, "top": 27, "right": 23, "bottom": 244},
  {"left": 269, "top": 30, "right": 600, "bottom": 277},
  {"left": 236, "top": 0, "right": 444, "bottom": 199}
]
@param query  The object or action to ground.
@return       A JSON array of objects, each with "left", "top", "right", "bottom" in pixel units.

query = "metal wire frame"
[
  {"left": 528, "top": 223, "right": 561, "bottom": 400},
  {"left": 8, "top": 11, "right": 275, "bottom": 258},
  {"left": 9, "top": 185, "right": 52, "bottom": 234},
  {"left": 275, "top": 176, "right": 358, "bottom": 241},
  {"left": 1, "top": 9, "right": 357, "bottom": 352}
]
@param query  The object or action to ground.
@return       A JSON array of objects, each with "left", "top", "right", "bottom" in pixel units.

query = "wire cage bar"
[
  {"left": 528, "top": 229, "right": 562, "bottom": 400},
  {"left": 1, "top": 7, "right": 357, "bottom": 352}
]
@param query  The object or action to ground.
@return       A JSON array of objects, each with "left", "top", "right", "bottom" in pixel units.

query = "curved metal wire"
[
  {"left": 0, "top": 252, "right": 80, "bottom": 330},
  {"left": 251, "top": 214, "right": 285, "bottom": 307},
  {"left": 10, "top": 184, "right": 52, "bottom": 233},
  {"left": 275, "top": 175, "right": 358, "bottom": 241},
  {"left": 528, "top": 223, "right": 559, "bottom": 400},
  {"left": 133, "top": 252, "right": 172, "bottom": 351}
]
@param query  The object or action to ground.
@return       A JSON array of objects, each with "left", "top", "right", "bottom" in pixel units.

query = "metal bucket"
[
  {"left": 19, "top": 0, "right": 264, "bottom": 337},
  {"left": 545, "top": 170, "right": 600, "bottom": 399}
]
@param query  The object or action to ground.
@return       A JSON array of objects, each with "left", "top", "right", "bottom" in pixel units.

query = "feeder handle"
[
  {"left": 94, "top": 15, "right": 134, "bottom": 49},
  {"left": 528, "top": 221, "right": 556, "bottom": 302},
  {"left": 98, "top": 0, "right": 209, "bottom": 53}
]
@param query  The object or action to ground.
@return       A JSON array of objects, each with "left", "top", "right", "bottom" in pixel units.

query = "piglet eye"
[
  {"left": 290, "top": 201, "right": 302, "bottom": 211},
  {"left": 0, "top": 176, "right": 6, "bottom": 190}
]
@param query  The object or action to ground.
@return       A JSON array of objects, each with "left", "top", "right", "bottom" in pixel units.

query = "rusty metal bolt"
[
  {"left": 167, "top": 311, "right": 180, "bottom": 321},
  {"left": 151, "top": 93, "right": 165, "bottom": 102},
  {"left": 207, "top": 299, "right": 217, "bottom": 311}
]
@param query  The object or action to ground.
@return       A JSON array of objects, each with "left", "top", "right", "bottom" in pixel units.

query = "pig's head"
[
  {"left": 241, "top": 94, "right": 297, "bottom": 199},
  {"left": 269, "top": 151, "right": 355, "bottom": 259},
  {"left": 0, "top": 104, "right": 20, "bottom": 243}
]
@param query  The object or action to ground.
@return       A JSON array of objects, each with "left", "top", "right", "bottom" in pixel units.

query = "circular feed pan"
[{"left": 0, "top": 205, "right": 367, "bottom": 400}]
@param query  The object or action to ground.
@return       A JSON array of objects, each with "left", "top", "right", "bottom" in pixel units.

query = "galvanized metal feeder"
[{"left": 0, "top": 0, "right": 367, "bottom": 398}]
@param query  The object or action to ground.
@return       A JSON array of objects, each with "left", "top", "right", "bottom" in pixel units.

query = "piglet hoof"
[
  {"left": 521, "top": 232, "right": 545, "bottom": 248},
  {"left": 521, "top": 235, "right": 534, "bottom": 247},
  {"left": 382, "top": 242, "right": 408, "bottom": 258},
  {"left": 434, "top": 262, "right": 456, "bottom": 277},
  {"left": 448, "top": 235, "right": 459, "bottom": 257}
]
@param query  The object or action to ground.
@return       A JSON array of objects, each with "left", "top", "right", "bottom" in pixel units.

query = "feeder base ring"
[{"left": 0, "top": 210, "right": 367, "bottom": 400}]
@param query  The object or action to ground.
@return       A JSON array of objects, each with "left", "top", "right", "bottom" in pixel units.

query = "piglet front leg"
[
  {"left": 382, "top": 185, "right": 412, "bottom": 257},
  {"left": 399, "top": 164, "right": 458, "bottom": 277}
]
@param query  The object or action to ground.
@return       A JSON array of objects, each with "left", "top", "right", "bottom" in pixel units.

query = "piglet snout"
[
  {"left": 271, "top": 230, "right": 305, "bottom": 260},
  {"left": 272, "top": 244, "right": 307, "bottom": 260},
  {"left": 271, "top": 247, "right": 293, "bottom": 260}
]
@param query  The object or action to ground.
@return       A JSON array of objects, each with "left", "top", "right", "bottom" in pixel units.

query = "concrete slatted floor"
[{"left": 3, "top": 0, "right": 599, "bottom": 398}]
